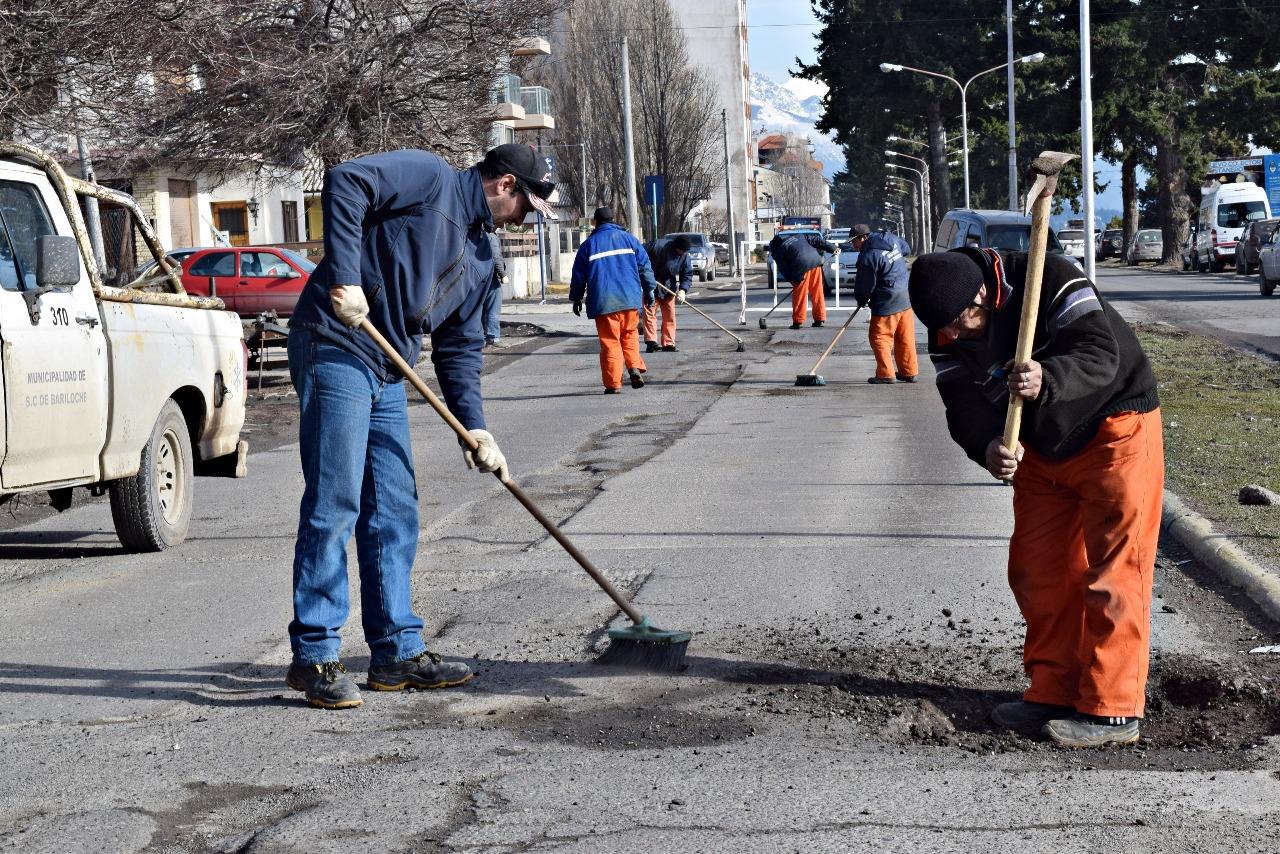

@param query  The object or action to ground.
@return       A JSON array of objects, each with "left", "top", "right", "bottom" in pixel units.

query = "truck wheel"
[
  {"left": 110, "top": 400, "right": 194, "bottom": 552},
  {"left": 1262, "top": 272, "right": 1276, "bottom": 298},
  {"left": 707, "top": 267, "right": 715, "bottom": 282}
]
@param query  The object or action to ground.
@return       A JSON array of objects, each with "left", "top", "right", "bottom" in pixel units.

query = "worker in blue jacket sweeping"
[
  {"left": 852, "top": 223, "right": 917, "bottom": 384},
  {"left": 570, "top": 207, "right": 657, "bottom": 393},
  {"left": 285, "top": 143, "right": 558, "bottom": 709}
]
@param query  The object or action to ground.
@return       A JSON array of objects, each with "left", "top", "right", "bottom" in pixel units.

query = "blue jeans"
[
  {"left": 481, "top": 284, "right": 502, "bottom": 341},
  {"left": 287, "top": 328, "right": 427, "bottom": 666}
]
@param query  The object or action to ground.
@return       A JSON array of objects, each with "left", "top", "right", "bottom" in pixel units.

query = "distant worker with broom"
[
  {"left": 643, "top": 234, "right": 693, "bottom": 352},
  {"left": 767, "top": 228, "right": 837, "bottom": 329},
  {"left": 284, "top": 143, "right": 558, "bottom": 709},
  {"left": 570, "top": 207, "right": 657, "bottom": 393},
  {"left": 907, "top": 246, "right": 1163, "bottom": 748},
  {"left": 851, "top": 223, "right": 916, "bottom": 384}
]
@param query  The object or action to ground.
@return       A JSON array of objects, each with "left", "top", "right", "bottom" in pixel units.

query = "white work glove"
[
  {"left": 330, "top": 285, "right": 369, "bottom": 328},
  {"left": 676, "top": 290, "right": 687, "bottom": 304},
  {"left": 463, "top": 429, "right": 509, "bottom": 482}
]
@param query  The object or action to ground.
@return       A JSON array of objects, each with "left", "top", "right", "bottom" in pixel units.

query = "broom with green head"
[{"left": 360, "top": 320, "right": 691, "bottom": 671}]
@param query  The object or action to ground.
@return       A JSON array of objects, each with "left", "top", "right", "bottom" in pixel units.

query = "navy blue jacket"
[
  {"left": 291, "top": 150, "right": 493, "bottom": 429},
  {"left": 644, "top": 239, "right": 693, "bottom": 296},
  {"left": 879, "top": 229, "right": 913, "bottom": 257},
  {"left": 768, "top": 231, "right": 836, "bottom": 284},
  {"left": 854, "top": 234, "right": 910, "bottom": 316},
  {"left": 569, "top": 223, "right": 656, "bottom": 318}
]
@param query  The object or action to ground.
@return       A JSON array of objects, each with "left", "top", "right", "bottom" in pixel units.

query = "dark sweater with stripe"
[{"left": 928, "top": 251, "right": 1158, "bottom": 464}]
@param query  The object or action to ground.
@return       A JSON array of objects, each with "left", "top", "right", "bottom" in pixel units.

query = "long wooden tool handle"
[
  {"left": 658, "top": 283, "right": 742, "bottom": 342},
  {"left": 805, "top": 305, "right": 862, "bottom": 376},
  {"left": 1002, "top": 191, "right": 1053, "bottom": 451},
  {"left": 760, "top": 285, "right": 796, "bottom": 319},
  {"left": 359, "top": 319, "right": 645, "bottom": 625}
]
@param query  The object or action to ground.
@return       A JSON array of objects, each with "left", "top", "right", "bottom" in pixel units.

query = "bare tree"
[
  {"left": 66, "top": 0, "right": 561, "bottom": 179},
  {"left": 543, "top": 0, "right": 722, "bottom": 239}
]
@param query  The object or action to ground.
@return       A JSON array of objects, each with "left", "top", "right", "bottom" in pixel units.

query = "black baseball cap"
[
  {"left": 851, "top": 224, "right": 871, "bottom": 237},
  {"left": 479, "top": 144, "right": 558, "bottom": 219},
  {"left": 593, "top": 206, "right": 614, "bottom": 223}
]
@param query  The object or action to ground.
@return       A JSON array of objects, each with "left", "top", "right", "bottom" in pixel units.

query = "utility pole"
[
  {"left": 580, "top": 143, "right": 588, "bottom": 223},
  {"left": 722, "top": 108, "right": 737, "bottom": 275},
  {"left": 1080, "top": 0, "right": 1096, "bottom": 280},
  {"left": 621, "top": 37, "right": 641, "bottom": 239},
  {"left": 74, "top": 107, "right": 106, "bottom": 274},
  {"left": 1006, "top": 0, "right": 1018, "bottom": 211}
]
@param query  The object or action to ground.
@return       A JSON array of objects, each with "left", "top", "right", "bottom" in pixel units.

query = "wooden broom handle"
[{"left": 358, "top": 319, "right": 645, "bottom": 625}]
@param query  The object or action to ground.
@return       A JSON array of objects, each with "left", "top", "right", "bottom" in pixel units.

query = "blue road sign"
[{"left": 643, "top": 175, "right": 665, "bottom": 207}]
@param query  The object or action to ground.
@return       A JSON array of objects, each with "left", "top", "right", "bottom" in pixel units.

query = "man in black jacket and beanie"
[{"left": 908, "top": 246, "right": 1164, "bottom": 749}]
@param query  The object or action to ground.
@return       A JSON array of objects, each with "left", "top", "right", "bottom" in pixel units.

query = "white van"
[{"left": 1196, "top": 181, "right": 1272, "bottom": 272}]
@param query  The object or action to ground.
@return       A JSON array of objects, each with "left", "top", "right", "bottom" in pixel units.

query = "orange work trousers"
[
  {"left": 1009, "top": 408, "right": 1164, "bottom": 718},
  {"left": 868, "top": 308, "right": 919, "bottom": 380},
  {"left": 790, "top": 266, "right": 827, "bottom": 326},
  {"left": 643, "top": 295, "right": 677, "bottom": 347},
  {"left": 594, "top": 309, "right": 646, "bottom": 390}
]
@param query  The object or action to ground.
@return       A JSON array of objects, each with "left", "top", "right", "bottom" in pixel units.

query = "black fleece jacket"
[{"left": 928, "top": 251, "right": 1158, "bottom": 465}]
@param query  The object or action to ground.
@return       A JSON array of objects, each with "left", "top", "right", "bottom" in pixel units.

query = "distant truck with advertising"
[
  {"left": 1195, "top": 156, "right": 1280, "bottom": 272},
  {"left": 0, "top": 143, "right": 248, "bottom": 551}
]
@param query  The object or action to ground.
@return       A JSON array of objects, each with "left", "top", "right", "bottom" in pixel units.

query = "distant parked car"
[
  {"left": 661, "top": 231, "right": 716, "bottom": 282},
  {"left": 1127, "top": 229, "right": 1163, "bottom": 265},
  {"left": 1236, "top": 218, "right": 1279, "bottom": 274},
  {"left": 1057, "top": 228, "right": 1088, "bottom": 261},
  {"left": 179, "top": 246, "right": 315, "bottom": 316},
  {"left": 932, "top": 209, "right": 1079, "bottom": 270},
  {"left": 837, "top": 241, "right": 859, "bottom": 284},
  {"left": 132, "top": 247, "right": 201, "bottom": 281},
  {"left": 709, "top": 241, "right": 731, "bottom": 268},
  {"left": 1098, "top": 228, "right": 1124, "bottom": 260},
  {"left": 1196, "top": 181, "right": 1271, "bottom": 272},
  {"left": 1258, "top": 227, "right": 1280, "bottom": 297}
]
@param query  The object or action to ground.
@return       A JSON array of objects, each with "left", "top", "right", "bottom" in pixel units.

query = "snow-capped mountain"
[{"left": 750, "top": 72, "right": 845, "bottom": 180}]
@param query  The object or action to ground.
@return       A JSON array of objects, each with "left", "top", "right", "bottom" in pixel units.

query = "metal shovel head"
[
  {"left": 759, "top": 318, "right": 768, "bottom": 329},
  {"left": 795, "top": 373, "right": 825, "bottom": 387}
]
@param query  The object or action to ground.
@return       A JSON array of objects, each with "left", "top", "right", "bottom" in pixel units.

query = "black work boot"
[
  {"left": 812, "top": 320, "right": 824, "bottom": 327},
  {"left": 367, "top": 651, "right": 474, "bottom": 691},
  {"left": 990, "top": 700, "right": 1073, "bottom": 731},
  {"left": 286, "top": 661, "right": 363, "bottom": 710},
  {"left": 661, "top": 344, "right": 678, "bottom": 352},
  {"left": 629, "top": 369, "right": 645, "bottom": 389},
  {"left": 645, "top": 340, "right": 659, "bottom": 353},
  {"left": 1044, "top": 713, "right": 1140, "bottom": 748},
  {"left": 789, "top": 322, "right": 802, "bottom": 330},
  {"left": 896, "top": 373, "right": 918, "bottom": 383}
]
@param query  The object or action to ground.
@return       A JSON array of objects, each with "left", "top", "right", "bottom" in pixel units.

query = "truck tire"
[
  {"left": 110, "top": 400, "right": 194, "bottom": 552},
  {"left": 1262, "top": 271, "right": 1276, "bottom": 298}
]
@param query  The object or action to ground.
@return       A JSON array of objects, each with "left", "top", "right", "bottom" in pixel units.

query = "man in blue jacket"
[
  {"left": 643, "top": 235, "right": 692, "bottom": 352},
  {"left": 284, "top": 143, "right": 557, "bottom": 709},
  {"left": 767, "top": 229, "right": 837, "bottom": 329},
  {"left": 852, "top": 223, "right": 917, "bottom": 384},
  {"left": 570, "top": 207, "right": 657, "bottom": 393}
]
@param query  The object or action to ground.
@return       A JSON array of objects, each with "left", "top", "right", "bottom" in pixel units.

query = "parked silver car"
[
  {"left": 1259, "top": 227, "right": 1280, "bottom": 297},
  {"left": 1127, "top": 229, "right": 1163, "bottom": 265}
]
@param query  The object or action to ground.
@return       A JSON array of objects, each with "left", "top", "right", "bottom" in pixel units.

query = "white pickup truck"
[{"left": 0, "top": 142, "right": 247, "bottom": 551}]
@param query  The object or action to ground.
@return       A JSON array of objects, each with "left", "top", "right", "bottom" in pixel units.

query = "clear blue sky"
[{"left": 745, "top": 0, "right": 820, "bottom": 82}]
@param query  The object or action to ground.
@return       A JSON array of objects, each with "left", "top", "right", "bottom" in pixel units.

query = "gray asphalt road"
[
  {"left": 0, "top": 280, "right": 1277, "bottom": 852},
  {"left": 1096, "top": 261, "right": 1280, "bottom": 357}
]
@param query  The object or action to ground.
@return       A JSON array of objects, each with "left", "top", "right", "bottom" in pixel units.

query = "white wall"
[
  {"left": 671, "top": 0, "right": 752, "bottom": 246},
  {"left": 138, "top": 169, "right": 306, "bottom": 249}
]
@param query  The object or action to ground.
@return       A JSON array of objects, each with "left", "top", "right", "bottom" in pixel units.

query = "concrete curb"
[{"left": 1162, "top": 489, "right": 1280, "bottom": 624}]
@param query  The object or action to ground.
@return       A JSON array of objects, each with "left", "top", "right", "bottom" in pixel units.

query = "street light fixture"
[
  {"left": 885, "top": 162, "right": 929, "bottom": 248},
  {"left": 885, "top": 150, "right": 932, "bottom": 245},
  {"left": 881, "top": 52, "right": 1046, "bottom": 208}
]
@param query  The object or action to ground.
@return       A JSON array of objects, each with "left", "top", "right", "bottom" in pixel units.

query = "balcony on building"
[
  {"left": 492, "top": 73, "right": 525, "bottom": 122},
  {"left": 515, "top": 86, "right": 555, "bottom": 131},
  {"left": 512, "top": 37, "right": 552, "bottom": 57},
  {"left": 490, "top": 121, "right": 517, "bottom": 148}
]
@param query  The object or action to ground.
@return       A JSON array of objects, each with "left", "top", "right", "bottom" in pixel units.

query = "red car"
[{"left": 179, "top": 246, "right": 315, "bottom": 316}]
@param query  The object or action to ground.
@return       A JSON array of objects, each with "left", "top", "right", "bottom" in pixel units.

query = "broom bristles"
[{"left": 595, "top": 637, "right": 689, "bottom": 671}]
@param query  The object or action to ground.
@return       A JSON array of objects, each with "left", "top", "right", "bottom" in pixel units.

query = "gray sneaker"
[
  {"left": 990, "top": 700, "right": 1074, "bottom": 730},
  {"left": 367, "top": 651, "right": 474, "bottom": 691},
  {"left": 1044, "top": 714, "right": 1140, "bottom": 748},
  {"left": 286, "top": 661, "right": 363, "bottom": 709}
]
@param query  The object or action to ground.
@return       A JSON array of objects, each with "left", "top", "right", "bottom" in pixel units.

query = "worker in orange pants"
[
  {"left": 790, "top": 265, "right": 826, "bottom": 327},
  {"left": 767, "top": 229, "right": 836, "bottom": 329},
  {"left": 569, "top": 207, "right": 656, "bottom": 393},
  {"left": 593, "top": 309, "right": 647, "bottom": 392},
  {"left": 908, "top": 246, "right": 1163, "bottom": 748},
  {"left": 1009, "top": 409, "right": 1164, "bottom": 721},
  {"left": 852, "top": 224, "right": 915, "bottom": 383},
  {"left": 643, "top": 235, "right": 692, "bottom": 351}
]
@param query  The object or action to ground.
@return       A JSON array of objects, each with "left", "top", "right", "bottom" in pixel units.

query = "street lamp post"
[
  {"left": 886, "top": 163, "right": 927, "bottom": 249},
  {"left": 881, "top": 52, "right": 1044, "bottom": 209},
  {"left": 886, "top": 149, "right": 932, "bottom": 245},
  {"left": 884, "top": 183, "right": 921, "bottom": 251}
]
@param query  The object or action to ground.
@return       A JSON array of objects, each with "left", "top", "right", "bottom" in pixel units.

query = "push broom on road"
[
  {"left": 658, "top": 283, "right": 745, "bottom": 351},
  {"left": 757, "top": 286, "right": 795, "bottom": 329},
  {"left": 360, "top": 319, "right": 691, "bottom": 671},
  {"left": 794, "top": 305, "right": 864, "bottom": 387}
]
